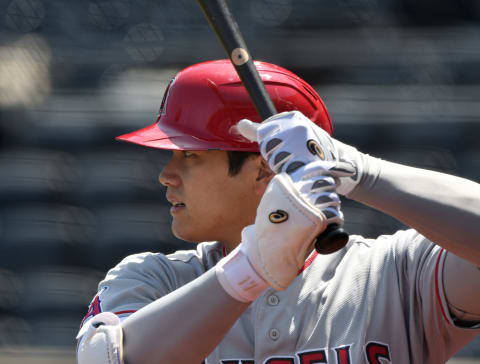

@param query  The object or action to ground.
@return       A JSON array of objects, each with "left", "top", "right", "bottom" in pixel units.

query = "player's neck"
[{"left": 221, "top": 239, "right": 241, "bottom": 255}]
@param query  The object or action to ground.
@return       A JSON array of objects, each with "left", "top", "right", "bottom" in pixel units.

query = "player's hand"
[
  {"left": 239, "top": 172, "right": 326, "bottom": 291},
  {"left": 237, "top": 111, "right": 363, "bottom": 196},
  {"left": 216, "top": 160, "right": 345, "bottom": 296}
]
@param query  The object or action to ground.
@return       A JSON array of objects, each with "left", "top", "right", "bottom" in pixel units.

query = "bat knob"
[{"left": 314, "top": 223, "right": 349, "bottom": 254}]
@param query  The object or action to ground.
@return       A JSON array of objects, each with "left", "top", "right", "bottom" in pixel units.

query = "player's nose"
[{"left": 158, "top": 155, "right": 181, "bottom": 187}]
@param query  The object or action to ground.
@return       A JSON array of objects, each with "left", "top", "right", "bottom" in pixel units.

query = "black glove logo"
[
  {"left": 307, "top": 139, "right": 325, "bottom": 160},
  {"left": 269, "top": 210, "right": 289, "bottom": 223}
]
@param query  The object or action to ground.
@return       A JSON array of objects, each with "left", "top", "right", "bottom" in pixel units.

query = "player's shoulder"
[
  {"left": 167, "top": 240, "right": 224, "bottom": 267},
  {"left": 105, "top": 241, "right": 224, "bottom": 284},
  {"left": 345, "top": 228, "right": 437, "bottom": 259},
  {"left": 80, "top": 242, "right": 225, "bottom": 324},
  {"left": 348, "top": 228, "right": 428, "bottom": 246}
]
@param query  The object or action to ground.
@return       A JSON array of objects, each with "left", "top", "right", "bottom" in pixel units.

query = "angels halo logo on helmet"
[
  {"left": 116, "top": 59, "right": 333, "bottom": 151},
  {"left": 159, "top": 75, "right": 177, "bottom": 116}
]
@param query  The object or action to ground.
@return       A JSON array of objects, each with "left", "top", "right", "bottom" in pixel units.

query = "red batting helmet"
[{"left": 116, "top": 59, "right": 333, "bottom": 151}]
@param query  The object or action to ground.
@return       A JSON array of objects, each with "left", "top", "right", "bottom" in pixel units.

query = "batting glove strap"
[
  {"left": 77, "top": 312, "right": 123, "bottom": 364},
  {"left": 343, "top": 151, "right": 382, "bottom": 199},
  {"left": 242, "top": 173, "right": 326, "bottom": 291},
  {"left": 331, "top": 138, "right": 365, "bottom": 196},
  {"left": 216, "top": 245, "right": 269, "bottom": 303}
]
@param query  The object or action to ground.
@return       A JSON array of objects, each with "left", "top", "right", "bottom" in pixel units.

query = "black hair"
[{"left": 226, "top": 151, "right": 260, "bottom": 176}]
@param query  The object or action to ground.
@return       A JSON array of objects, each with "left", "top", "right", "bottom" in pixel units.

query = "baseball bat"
[{"left": 196, "top": 0, "right": 349, "bottom": 254}]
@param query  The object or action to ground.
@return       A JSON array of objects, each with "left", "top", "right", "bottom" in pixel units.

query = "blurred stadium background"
[{"left": 0, "top": 0, "right": 479, "bottom": 362}]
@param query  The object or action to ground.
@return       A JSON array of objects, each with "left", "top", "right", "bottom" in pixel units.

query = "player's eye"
[{"left": 183, "top": 151, "right": 195, "bottom": 158}]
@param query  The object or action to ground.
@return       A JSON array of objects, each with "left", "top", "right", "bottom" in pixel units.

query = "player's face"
[{"left": 159, "top": 150, "right": 269, "bottom": 250}]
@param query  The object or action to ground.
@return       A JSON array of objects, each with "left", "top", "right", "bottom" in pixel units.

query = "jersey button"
[
  {"left": 267, "top": 294, "right": 279, "bottom": 306},
  {"left": 269, "top": 328, "right": 280, "bottom": 341}
]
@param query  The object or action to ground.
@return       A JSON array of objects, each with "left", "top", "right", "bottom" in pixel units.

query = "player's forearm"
[
  {"left": 121, "top": 268, "right": 249, "bottom": 364},
  {"left": 348, "top": 158, "right": 480, "bottom": 265}
]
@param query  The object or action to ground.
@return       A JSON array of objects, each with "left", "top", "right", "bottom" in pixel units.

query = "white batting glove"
[
  {"left": 216, "top": 171, "right": 327, "bottom": 295},
  {"left": 237, "top": 111, "right": 364, "bottom": 196},
  {"left": 242, "top": 172, "right": 327, "bottom": 290}
]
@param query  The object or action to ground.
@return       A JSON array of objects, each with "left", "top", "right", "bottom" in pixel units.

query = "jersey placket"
[{"left": 254, "top": 272, "right": 316, "bottom": 362}]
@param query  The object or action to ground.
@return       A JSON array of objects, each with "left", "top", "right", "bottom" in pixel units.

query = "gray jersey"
[{"left": 80, "top": 229, "right": 480, "bottom": 363}]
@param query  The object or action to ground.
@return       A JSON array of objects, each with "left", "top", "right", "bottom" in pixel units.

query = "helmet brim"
[{"left": 116, "top": 121, "right": 259, "bottom": 152}]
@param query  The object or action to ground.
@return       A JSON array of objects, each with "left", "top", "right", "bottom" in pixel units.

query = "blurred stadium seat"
[
  {"left": 0, "top": 204, "right": 94, "bottom": 269},
  {"left": 0, "top": 315, "right": 31, "bottom": 347},
  {"left": 0, "top": 149, "right": 78, "bottom": 203},
  {"left": 19, "top": 266, "right": 103, "bottom": 314},
  {"left": 457, "top": 150, "right": 480, "bottom": 180},
  {"left": 28, "top": 314, "right": 81, "bottom": 347},
  {"left": 91, "top": 203, "right": 189, "bottom": 269},
  {"left": 0, "top": 269, "right": 23, "bottom": 311},
  {"left": 75, "top": 148, "right": 166, "bottom": 204},
  {"left": 342, "top": 199, "right": 406, "bottom": 238}
]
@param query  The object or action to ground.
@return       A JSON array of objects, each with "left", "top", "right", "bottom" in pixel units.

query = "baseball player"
[{"left": 76, "top": 60, "right": 480, "bottom": 364}]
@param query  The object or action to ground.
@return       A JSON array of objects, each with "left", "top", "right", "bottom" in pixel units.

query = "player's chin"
[{"left": 170, "top": 220, "right": 199, "bottom": 243}]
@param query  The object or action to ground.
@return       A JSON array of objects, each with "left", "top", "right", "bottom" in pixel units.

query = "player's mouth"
[
  {"left": 167, "top": 194, "right": 186, "bottom": 215},
  {"left": 170, "top": 202, "right": 186, "bottom": 214}
]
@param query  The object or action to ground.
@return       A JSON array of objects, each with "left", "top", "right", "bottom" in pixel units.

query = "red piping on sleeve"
[
  {"left": 434, "top": 248, "right": 450, "bottom": 325},
  {"left": 115, "top": 310, "right": 137, "bottom": 316}
]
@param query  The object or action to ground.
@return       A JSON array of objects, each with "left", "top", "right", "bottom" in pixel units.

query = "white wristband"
[{"left": 215, "top": 245, "right": 269, "bottom": 302}]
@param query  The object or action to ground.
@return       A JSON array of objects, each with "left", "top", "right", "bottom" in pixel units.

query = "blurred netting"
[{"left": 0, "top": 0, "right": 479, "bottom": 362}]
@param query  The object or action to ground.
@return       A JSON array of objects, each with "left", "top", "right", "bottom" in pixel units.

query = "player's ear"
[{"left": 255, "top": 157, "right": 274, "bottom": 196}]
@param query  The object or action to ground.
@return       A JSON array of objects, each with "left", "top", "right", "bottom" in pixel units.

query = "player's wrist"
[
  {"left": 343, "top": 153, "right": 382, "bottom": 199},
  {"left": 327, "top": 138, "right": 362, "bottom": 196},
  {"left": 215, "top": 244, "right": 269, "bottom": 303}
]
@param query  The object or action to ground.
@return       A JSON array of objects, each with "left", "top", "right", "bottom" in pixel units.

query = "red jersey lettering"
[
  {"left": 335, "top": 346, "right": 352, "bottom": 364},
  {"left": 297, "top": 349, "right": 327, "bottom": 364},
  {"left": 365, "top": 342, "right": 391, "bottom": 364},
  {"left": 265, "top": 358, "right": 295, "bottom": 364}
]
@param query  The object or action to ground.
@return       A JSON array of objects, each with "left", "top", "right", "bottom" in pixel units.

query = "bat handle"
[{"left": 314, "top": 223, "right": 349, "bottom": 254}]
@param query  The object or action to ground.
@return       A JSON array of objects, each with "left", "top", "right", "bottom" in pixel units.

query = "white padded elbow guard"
[{"left": 76, "top": 312, "right": 123, "bottom": 364}]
